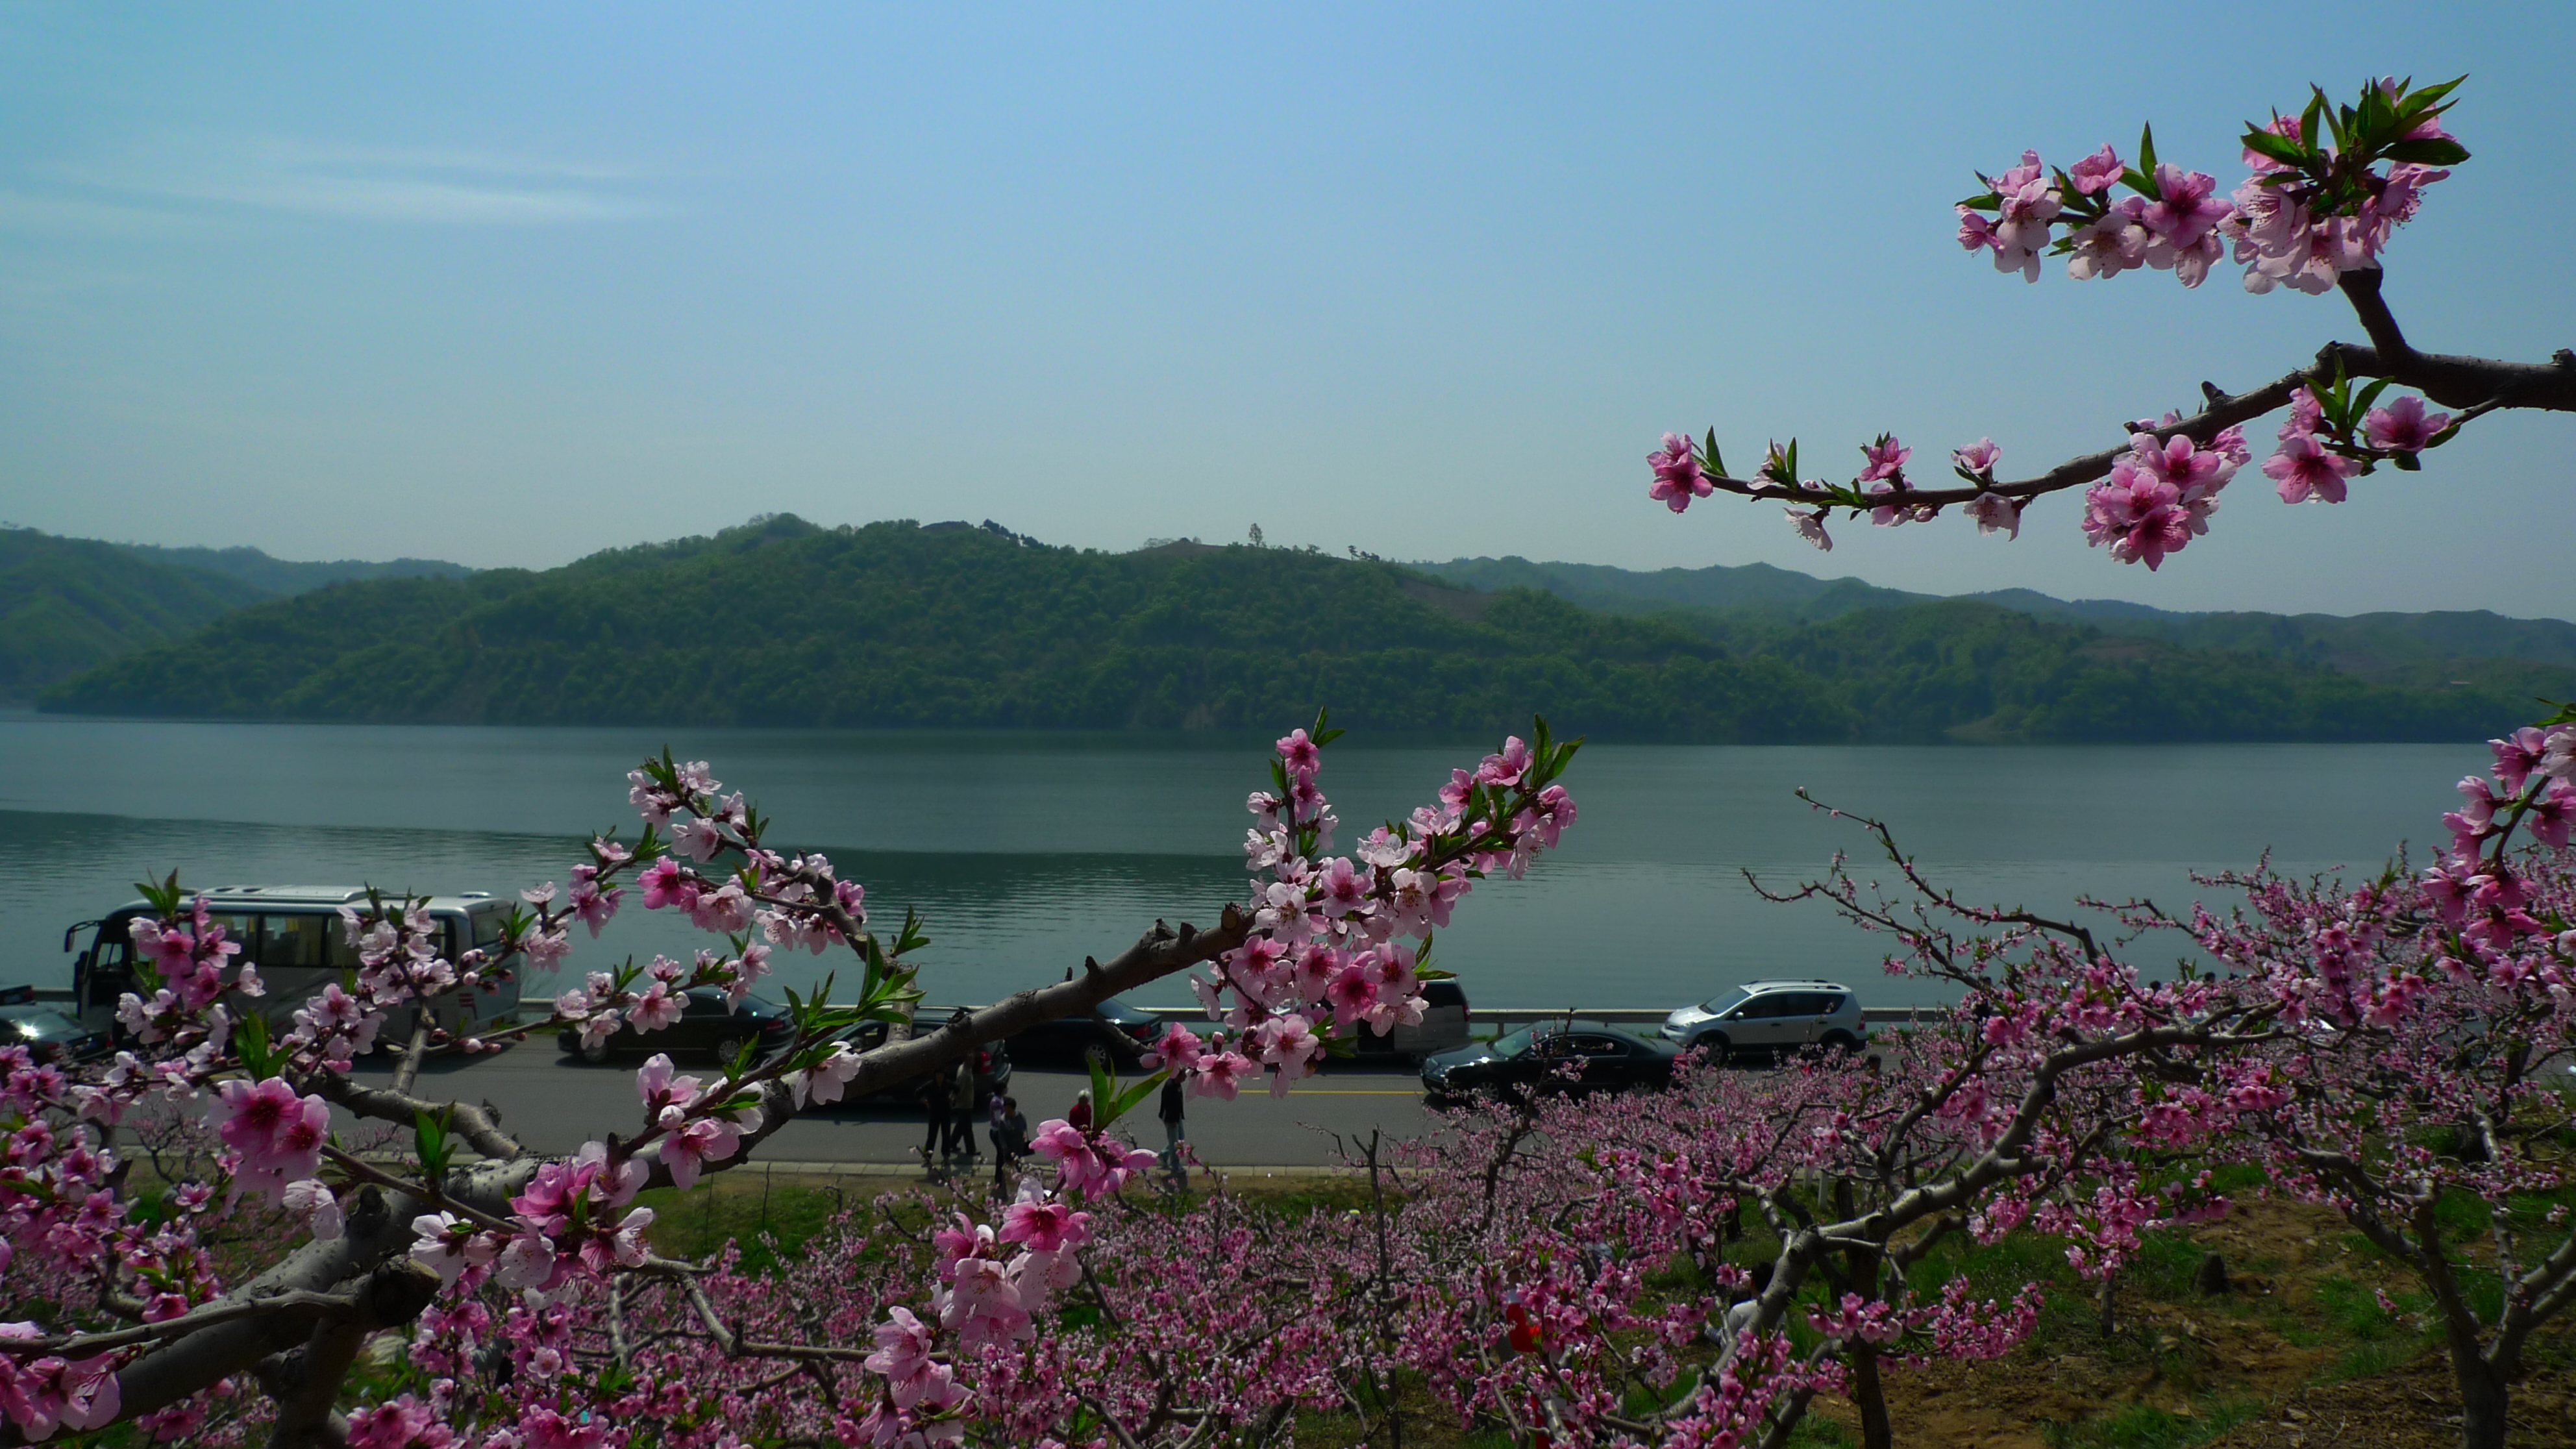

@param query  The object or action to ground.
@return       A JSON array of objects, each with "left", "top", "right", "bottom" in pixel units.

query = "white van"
[
  {"left": 1352, "top": 980, "right": 1472, "bottom": 1061},
  {"left": 64, "top": 886, "right": 524, "bottom": 1048}
]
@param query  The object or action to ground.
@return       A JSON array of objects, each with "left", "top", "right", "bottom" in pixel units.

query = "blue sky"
[{"left": 3, "top": 3, "right": 2569, "bottom": 615}]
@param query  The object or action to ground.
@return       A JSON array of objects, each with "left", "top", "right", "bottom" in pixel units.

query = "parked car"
[
  {"left": 559, "top": 988, "right": 793, "bottom": 1064},
  {"left": 1419, "top": 1019, "right": 1681, "bottom": 1102},
  {"left": 824, "top": 1015, "right": 1014, "bottom": 1107},
  {"left": 1659, "top": 980, "right": 1866, "bottom": 1065},
  {"left": 1004, "top": 997, "right": 1163, "bottom": 1069},
  {"left": 1350, "top": 979, "right": 1473, "bottom": 1062},
  {"left": 1, "top": 985, "right": 110, "bottom": 1065}
]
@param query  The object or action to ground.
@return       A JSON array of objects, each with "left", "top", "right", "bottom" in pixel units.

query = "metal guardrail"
[
  {"left": 1137, "top": 1005, "right": 1942, "bottom": 1028},
  {"left": 5, "top": 985, "right": 1946, "bottom": 1025}
]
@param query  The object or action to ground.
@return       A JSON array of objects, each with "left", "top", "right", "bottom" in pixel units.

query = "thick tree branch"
[
  {"left": 311, "top": 1072, "right": 525, "bottom": 1161},
  {"left": 628, "top": 907, "right": 1250, "bottom": 1191},
  {"left": 1690, "top": 304, "right": 2571, "bottom": 517}
]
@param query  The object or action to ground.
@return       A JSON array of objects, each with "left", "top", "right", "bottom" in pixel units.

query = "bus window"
[
  {"left": 326, "top": 917, "right": 363, "bottom": 971},
  {"left": 208, "top": 913, "right": 260, "bottom": 963},
  {"left": 260, "top": 915, "right": 331, "bottom": 970},
  {"left": 472, "top": 910, "right": 504, "bottom": 952}
]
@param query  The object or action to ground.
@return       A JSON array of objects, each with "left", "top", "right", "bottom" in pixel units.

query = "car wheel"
[
  {"left": 1693, "top": 1032, "right": 1731, "bottom": 1068},
  {"left": 1819, "top": 1030, "right": 1858, "bottom": 1054},
  {"left": 713, "top": 1034, "right": 753, "bottom": 1065},
  {"left": 578, "top": 1037, "right": 610, "bottom": 1065},
  {"left": 1082, "top": 1040, "right": 1113, "bottom": 1072}
]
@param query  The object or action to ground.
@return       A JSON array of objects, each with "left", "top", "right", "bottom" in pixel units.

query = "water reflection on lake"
[{"left": 0, "top": 716, "right": 2483, "bottom": 1009}]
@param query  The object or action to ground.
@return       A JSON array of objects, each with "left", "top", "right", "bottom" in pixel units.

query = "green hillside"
[
  {"left": 40, "top": 517, "right": 2555, "bottom": 743},
  {"left": 109, "top": 541, "right": 476, "bottom": 595},
  {"left": 1418, "top": 556, "right": 2576, "bottom": 702},
  {"left": 1420, "top": 556, "right": 1931, "bottom": 621},
  {"left": 0, "top": 530, "right": 260, "bottom": 702},
  {"left": 0, "top": 526, "right": 485, "bottom": 703}
]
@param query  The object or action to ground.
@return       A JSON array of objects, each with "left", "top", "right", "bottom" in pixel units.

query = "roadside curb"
[{"left": 712, "top": 1160, "right": 1365, "bottom": 1180}]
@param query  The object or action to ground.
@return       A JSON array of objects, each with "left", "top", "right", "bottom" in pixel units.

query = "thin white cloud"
[
  {"left": 0, "top": 186, "right": 197, "bottom": 238},
  {"left": 139, "top": 171, "right": 659, "bottom": 224},
  {"left": 32, "top": 132, "right": 663, "bottom": 229}
]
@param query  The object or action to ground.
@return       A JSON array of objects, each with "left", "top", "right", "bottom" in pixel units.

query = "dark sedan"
[
  {"left": 2, "top": 987, "right": 110, "bottom": 1065},
  {"left": 824, "top": 1017, "right": 1013, "bottom": 1106},
  {"left": 560, "top": 988, "right": 793, "bottom": 1065},
  {"left": 1004, "top": 997, "right": 1162, "bottom": 1069},
  {"left": 1420, "top": 1020, "right": 1681, "bottom": 1102}
]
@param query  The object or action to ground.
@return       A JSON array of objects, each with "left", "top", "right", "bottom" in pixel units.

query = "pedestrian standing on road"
[
  {"left": 1068, "top": 1088, "right": 1093, "bottom": 1133},
  {"left": 946, "top": 1059, "right": 978, "bottom": 1161},
  {"left": 919, "top": 1071, "right": 951, "bottom": 1168},
  {"left": 1156, "top": 1073, "right": 1187, "bottom": 1190},
  {"left": 992, "top": 1094, "right": 1029, "bottom": 1192}
]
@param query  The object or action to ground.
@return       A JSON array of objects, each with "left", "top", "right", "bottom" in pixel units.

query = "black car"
[
  {"left": 560, "top": 987, "right": 793, "bottom": 1064},
  {"left": 1419, "top": 1020, "right": 1681, "bottom": 1102},
  {"left": 825, "top": 1016, "right": 1013, "bottom": 1106},
  {"left": 1004, "top": 997, "right": 1162, "bottom": 1069},
  {"left": 1, "top": 986, "right": 110, "bottom": 1065}
]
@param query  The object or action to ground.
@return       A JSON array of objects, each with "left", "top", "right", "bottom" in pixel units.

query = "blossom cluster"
[
  {"left": 1955, "top": 77, "right": 2463, "bottom": 296},
  {"left": 1167, "top": 724, "right": 1578, "bottom": 1105},
  {"left": 2078, "top": 426, "right": 2248, "bottom": 570}
]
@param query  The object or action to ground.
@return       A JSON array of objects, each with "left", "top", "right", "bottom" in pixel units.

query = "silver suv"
[{"left": 1660, "top": 980, "right": 1866, "bottom": 1065}]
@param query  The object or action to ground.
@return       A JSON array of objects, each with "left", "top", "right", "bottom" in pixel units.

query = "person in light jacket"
[{"left": 945, "top": 1059, "right": 978, "bottom": 1161}]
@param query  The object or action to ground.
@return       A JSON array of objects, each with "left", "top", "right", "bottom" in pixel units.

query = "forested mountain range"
[
  {"left": 0, "top": 527, "right": 478, "bottom": 701},
  {"left": 33, "top": 515, "right": 2573, "bottom": 743},
  {"left": 1417, "top": 555, "right": 2576, "bottom": 691}
]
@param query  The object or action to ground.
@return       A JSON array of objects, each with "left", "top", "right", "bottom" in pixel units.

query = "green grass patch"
[
  {"left": 2040, "top": 1394, "right": 2260, "bottom": 1449},
  {"left": 634, "top": 1170, "right": 862, "bottom": 1272}
]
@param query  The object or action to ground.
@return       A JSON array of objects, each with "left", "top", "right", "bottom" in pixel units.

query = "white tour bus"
[{"left": 64, "top": 885, "right": 524, "bottom": 1047}]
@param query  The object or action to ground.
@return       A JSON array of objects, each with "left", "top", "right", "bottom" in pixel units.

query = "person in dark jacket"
[
  {"left": 991, "top": 1095, "right": 1030, "bottom": 1191},
  {"left": 919, "top": 1071, "right": 951, "bottom": 1167},
  {"left": 1156, "top": 1074, "right": 1188, "bottom": 1191}
]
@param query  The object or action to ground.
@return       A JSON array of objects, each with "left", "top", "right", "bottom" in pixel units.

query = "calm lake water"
[{"left": 0, "top": 715, "right": 2488, "bottom": 1011}]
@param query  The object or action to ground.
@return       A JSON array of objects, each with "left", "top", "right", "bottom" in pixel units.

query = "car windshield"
[
  {"left": 1700, "top": 986, "right": 1752, "bottom": 1014},
  {"left": 1491, "top": 1027, "right": 1537, "bottom": 1057}
]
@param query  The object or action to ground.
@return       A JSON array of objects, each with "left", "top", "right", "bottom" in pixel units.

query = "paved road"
[{"left": 343, "top": 1039, "right": 1443, "bottom": 1169}]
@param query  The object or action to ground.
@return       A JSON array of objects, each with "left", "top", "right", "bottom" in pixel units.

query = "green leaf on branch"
[
  {"left": 2239, "top": 129, "right": 2305, "bottom": 166},
  {"left": 414, "top": 1106, "right": 455, "bottom": 1183},
  {"left": 2384, "top": 138, "right": 2469, "bottom": 166},
  {"left": 2400, "top": 76, "right": 2464, "bottom": 112},
  {"left": 232, "top": 1013, "right": 279, "bottom": 1081},
  {"left": 136, "top": 869, "right": 186, "bottom": 918},
  {"left": 2135, "top": 121, "right": 2157, "bottom": 179},
  {"left": 1100, "top": 1069, "right": 1166, "bottom": 1130}
]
